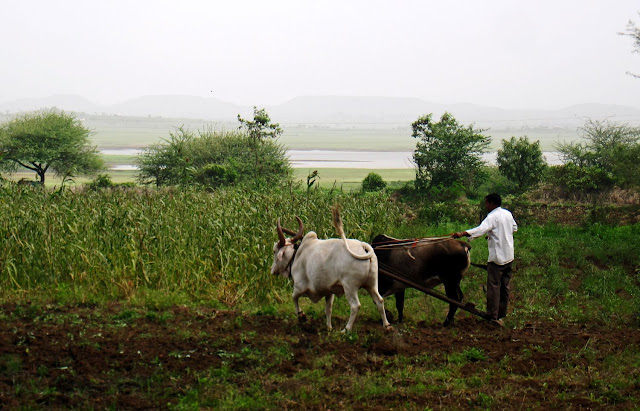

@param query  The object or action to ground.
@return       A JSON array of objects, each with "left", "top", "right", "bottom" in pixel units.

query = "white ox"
[{"left": 271, "top": 209, "right": 392, "bottom": 332}]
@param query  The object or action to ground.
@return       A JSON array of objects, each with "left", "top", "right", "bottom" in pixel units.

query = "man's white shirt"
[{"left": 467, "top": 207, "right": 518, "bottom": 265}]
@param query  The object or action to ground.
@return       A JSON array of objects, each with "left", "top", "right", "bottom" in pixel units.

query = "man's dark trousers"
[{"left": 487, "top": 262, "right": 513, "bottom": 320}]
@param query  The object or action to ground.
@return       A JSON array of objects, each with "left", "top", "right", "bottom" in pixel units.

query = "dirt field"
[{"left": 1, "top": 303, "right": 639, "bottom": 409}]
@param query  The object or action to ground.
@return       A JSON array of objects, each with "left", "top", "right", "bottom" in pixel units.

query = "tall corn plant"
[{"left": 0, "top": 186, "right": 406, "bottom": 306}]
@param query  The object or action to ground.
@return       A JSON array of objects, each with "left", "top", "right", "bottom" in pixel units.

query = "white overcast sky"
[{"left": 1, "top": 0, "right": 639, "bottom": 109}]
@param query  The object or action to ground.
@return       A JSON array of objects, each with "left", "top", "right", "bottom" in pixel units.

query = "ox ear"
[{"left": 277, "top": 247, "right": 287, "bottom": 261}]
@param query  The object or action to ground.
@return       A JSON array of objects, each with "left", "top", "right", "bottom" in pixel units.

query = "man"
[{"left": 452, "top": 193, "right": 517, "bottom": 327}]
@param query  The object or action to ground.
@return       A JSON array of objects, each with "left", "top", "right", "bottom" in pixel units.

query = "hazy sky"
[{"left": 1, "top": 0, "right": 639, "bottom": 109}]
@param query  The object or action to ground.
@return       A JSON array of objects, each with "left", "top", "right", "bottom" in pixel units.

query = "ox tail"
[{"left": 332, "top": 205, "right": 375, "bottom": 260}]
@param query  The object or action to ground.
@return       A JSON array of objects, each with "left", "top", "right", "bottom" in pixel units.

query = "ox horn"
[
  {"left": 276, "top": 218, "right": 286, "bottom": 248},
  {"left": 291, "top": 216, "right": 304, "bottom": 243},
  {"left": 281, "top": 216, "right": 304, "bottom": 243}
]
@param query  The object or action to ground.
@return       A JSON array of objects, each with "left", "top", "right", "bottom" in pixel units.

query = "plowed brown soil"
[{"left": 1, "top": 303, "right": 639, "bottom": 409}]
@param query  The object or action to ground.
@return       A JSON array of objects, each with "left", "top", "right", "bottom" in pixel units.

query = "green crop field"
[{"left": 0, "top": 186, "right": 639, "bottom": 409}]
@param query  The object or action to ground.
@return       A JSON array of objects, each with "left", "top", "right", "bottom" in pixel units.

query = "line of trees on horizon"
[{"left": 0, "top": 107, "right": 639, "bottom": 205}]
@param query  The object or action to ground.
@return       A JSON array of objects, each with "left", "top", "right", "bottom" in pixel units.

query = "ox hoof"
[
  {"left": 442, "top": 318, "right": 454, "bottom": 327},
  {"left": 297, "top": 312, "right": 307, "bottom": 323},
  {"left": 384, "top": 309, "right": 394, "bottom": 323},
  {"left": 384, "top": 325, "right": 394, "bottom": 332}
]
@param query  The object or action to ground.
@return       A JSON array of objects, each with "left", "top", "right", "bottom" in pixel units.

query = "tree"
[
  {"left": 412, "top": 112, "right": 490, "bottom": 191},
  {"left": 620, "top": 12, "right": 640, "bottom": 78},
  {"left": 555, "top": 119, "right": 640, "bottom": 191},
  {"left": 237, "top": 106, "right": 283, "bottom": 144},
  {"left": 0, "top": 110, "right": 103, "bottom": 184},
  {"left": 496, "top": 136, "right": 547, "bottom": 193},
  {"left": 237, "top": 107, "right": 283, "bottom": 179}
]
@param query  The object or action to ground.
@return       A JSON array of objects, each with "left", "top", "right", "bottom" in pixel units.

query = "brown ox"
[{"left": 372, "top": 234, "right": 471, "bottom": 326}]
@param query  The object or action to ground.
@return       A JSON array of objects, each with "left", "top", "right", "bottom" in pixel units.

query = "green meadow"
[{"left": 84, "top": 114, "right": 578, "bottom": 151}]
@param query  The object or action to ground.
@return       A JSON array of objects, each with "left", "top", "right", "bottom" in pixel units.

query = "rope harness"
[
  {"left": 372, "top": 235, "right": 482, "bottom": 270},
  {"left": 280, "top": 241, "right": 300, "bottom": 278},
  {"left": 371, "top": 235, "right": 457, "bottom": 260}
]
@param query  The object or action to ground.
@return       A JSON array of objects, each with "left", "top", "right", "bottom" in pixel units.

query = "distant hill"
[
  {"left": 2, "top": 94, "right": 640, "bottom": 130},
  {"left": 110, "top": 95, "right": 244, "bottom": 120},
  {"left": 0, "top": 94, "right": 102, "bottom": 114},
  {"left": 266, "top": 96, "right": 445, "bottom": 124}
]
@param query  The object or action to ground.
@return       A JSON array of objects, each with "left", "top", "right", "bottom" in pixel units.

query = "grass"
[
  {"left": 293, "top": 168, "right": 415, "bottom": 189},
  {"left": 6, "top": 155, "right": 415, "bottom": 189},
  {"left": 83, "top": 114, "right": 578, "bottom": 151},
  {"left": 100, "top": 154, "right": 138, "bottom": 166}
]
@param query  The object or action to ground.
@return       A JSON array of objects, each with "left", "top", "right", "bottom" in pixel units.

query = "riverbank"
[{"left": 100, "top": 149, "right": 564, "bottom": 171}]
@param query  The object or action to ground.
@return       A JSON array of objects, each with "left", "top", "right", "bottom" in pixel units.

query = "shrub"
[
  {"left": 473, "top": 166, "right": 518, "bottom": 197},
  {"left": 556, "top": 119, "right": 640, "bottom": 191},
  {"left": 362, "top": 172, "right": 386, "bottom": 192},
  {"left": 193, "top": 163, "right": 237, "bottom": 188},
  {"left": 137, "top": 128, "right": 290, "bottom": 188},
  {"left": 87, "top": 174, "right": 115, "bottom": 189},
  {"left": 545, "top": 164, "right": 616, "bottom": 196}
]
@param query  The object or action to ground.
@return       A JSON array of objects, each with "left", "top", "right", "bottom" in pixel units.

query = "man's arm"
[
  {"left": 453, "top": 216, "right": 494, "bottom": 240},
  {"left": 452, "top": 231, "right": 469, "bottom": 239}
]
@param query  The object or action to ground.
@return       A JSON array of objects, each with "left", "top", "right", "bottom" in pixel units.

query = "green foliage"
[
  {"left": 306, "top": 170, "right": 319, "bottom": 190},
  {"left": 554, "top": 119, "right": 640, "bottom": 193},
  {"left": 425, "top": 181, "right": 466, "bottom": 201},
  {"left": 497, "top": 136, "right": 547, "bottom": 193},
  {"left": 136, "top": 127, "right": 196, "bottom": 187},
  {"left": 0, "top": 109, "right": 103, "bottom": 184},
  {"left": 361, "top": 172, "right": 387, "bottom": 192},
  {"left": 418, "top": 200, "right": 479, "bottom": 226},
  {"left": 394, "top": 181, "right": 480, "bottom": 224},
  {"left": 474, "top": 166, "right": 519, "bottom": 198},
  {"left": 411, "top": 112, "right": 490, "bottom": 191},
  {"left": 237, "top": 107, "right": 286, "bottom": 183},
  {"left": 137, "top": 127, "right": 290, "bottom": 188},
  {"left": 237, "top": 106, "right": 283, "bottom": 144},
  {"left": 0, "top": 186, "right": 405, "bottom": 304},
  {"left": 546, "top": 164, "right": 616, "bottom": 195},
  {"left": 193, "top": 164, "right": 237, "bottom": 188},
  {"left": 86, "top": 174, "right": 137, "bottom": 190},
  {"left": 87, "top": 174, "right": 115, "bottom": 189}
]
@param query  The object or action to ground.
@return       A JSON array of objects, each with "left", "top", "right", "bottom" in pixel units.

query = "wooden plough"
[{"left": 377, "top": 261, "right": 491, "bottom": 320}]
